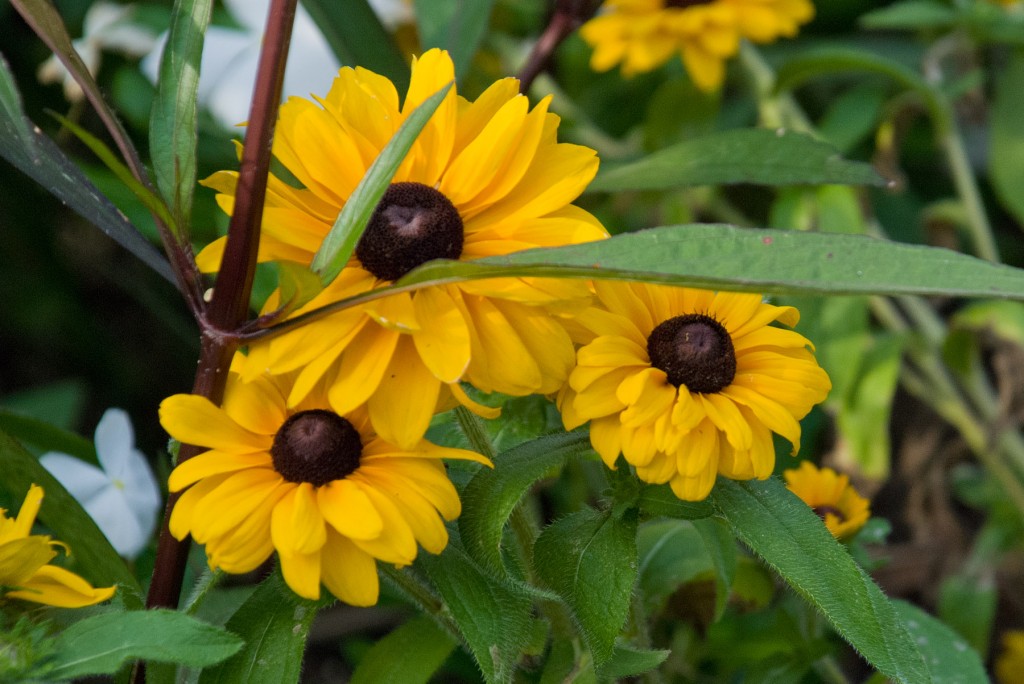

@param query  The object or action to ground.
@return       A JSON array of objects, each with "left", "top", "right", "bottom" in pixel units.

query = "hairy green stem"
[{"left": 379, "top": 565, "right": 461, "bottom": 640}]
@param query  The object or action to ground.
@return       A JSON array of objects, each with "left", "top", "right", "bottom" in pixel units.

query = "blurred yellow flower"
[
  {"left": 996, "top": 630, "right": 1024, "bottom": 684},
  {"left": 783, "top": 461, "right": 870, "bottom": 539},
  {"left": 199, "top": 48, "right": 606, "bottom": 449},
  {"left": 0, "top": 485, "right": 116, "bottom": 608},
  {"left": 580, "top": 0, "right": 814, "bottom": 92},
  {"left": 559, "top": 281, "right": 831, "bottom": 501},
  {"left": 160, "top": 357, "right": 490, "bottom": 605}
]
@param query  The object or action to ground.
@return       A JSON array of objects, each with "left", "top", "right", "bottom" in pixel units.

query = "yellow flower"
[
  {"left": 579, "top": 0, "right": 814, "bottom": 92},
  {"left": 783, "top": 461, "right": 870, "bottom": 539},
  {"left": 160, "top": 357, "right": 491, "bottom": 605},
  {"left": 996, "top": 630, "right": 1024, "bottom": 684},
  {"left": 199, "top": 48, "right": 606, "bottom": 449},
  {"left": 558, "top": 281, "right": 831, "bottom": 501},
  {"left": 0, "top": 485, "right": 116, "bottom": 608}
]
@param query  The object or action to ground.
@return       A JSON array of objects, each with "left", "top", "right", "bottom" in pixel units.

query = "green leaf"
[
  {"left": 600, "top": 644, "right": 670, "bottom": 680},
  {"left": 711, "top": 478, "right": 929, "bottom": 683},
  {"left": 350, "top": 615, "right": 457, "bottom": 684},
  {"left": 397, "top": 224, "right": 1024, "bottom": 300},
  {"left": 0, "top": 428, "right": 142, "bottom": 607},
  {"left": 692, "top": 517, "right": 737, "bottom": 620},
  {"left": 299, "top": 0, "right": 409, "bottom": 92},
  {"left": 587, "top": 129, "right": 884, "bottom": 193},
  {"left": 989, "top": 53, "right": 1024, "bottom": 230},
  {"left": 534, "top": 508, "right": 639, "bottom": 666},
  {"left": 0, "top": 55, "right": 173, "bottom": 282},
  {"left": 637, "top": 519, "right": 715, "bottom": 614},
  {"left": 859, "top": 0, "right": 957, "bottom": 30},
  {"left": 47, "top": 610, "right": 242, "bottom": 679},
  {"left": 416, "top": 541, "right": 534, "bottom": 684},
  {"left": 637, "top": 483, "right": 714, "bottom": 520},
  {"left": 836, "top": 333, "right": 905, "bottom": 479},
  {"left": 937, "top": 572, "right": 997, "bottom": 655},
  {"left": 414, "top": 0, "right": 496, "bottom": 79},
  {"left": 952, "top": 300, "right": 1024, "bottom": 345},
  {"left": 0, "top": 409, "right": 97, "bottom": 465},
  {"left": 310, "top": 81, "right": 455, "bottom": 285},
  {"left": 774, "top": 47, "right": 950, "bottom": 133},
  {"left": 198, "top": 571, "right": 322, "bottom": 684},
  {"left": 51, "top": 112, "right": 175, "bottom": 229},
  {"left": 459, "top": 430, "right": 592, "bottom": 576},
  {"left": 276, "top": 261, "right": 325, "bottom": 315},
  {"left": 893, "top": 600, "right": 988, "bottom": 684},
  {"left": 150, "top": 0, "right": 211, "bottom": 232}
]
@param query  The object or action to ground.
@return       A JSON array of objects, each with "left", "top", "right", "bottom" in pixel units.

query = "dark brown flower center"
[
  {"left": 270, "top": 410, "right": 363, "bottom": 486},
  {"left": 355, "top": 181, "right": 464, "bottom": 282},
  {"left": 646, "top": 314, "right": 736, "bottom": 393},
  {"left": 815, "top": 505, "right": 846, "bottom": 522},
  {"left": 664, "top": 0, "right": 715, "bottom": 8}
]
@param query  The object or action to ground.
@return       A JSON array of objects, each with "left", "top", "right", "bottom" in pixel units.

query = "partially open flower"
[
  {"left": 559, "top": 281, "right": 831, "bottom": 501},
  {"left": 0, "top": 485, "right": 116, "bottom": 608},
  {"left": 783, "top": 461, "right": 870, "bottom": 539},
  {"left": 198, "top": 48, "right": 606, "bottom": 449},
  {"left": 580, "top": 0, "right": 814, "bottom": 91},
  {"left": 159, "top": 356, "right": 491, "bottom": 605}
]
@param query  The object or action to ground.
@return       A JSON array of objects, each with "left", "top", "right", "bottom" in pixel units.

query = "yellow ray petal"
[
  {"left": 321, "top": 531, "right": 379, "bottom": 606},
  {"left": 412, "top": 286, "right": 471, "bottom": 383},
  {"left": 160, "top": 395, "right": 270, "bottom": 453},
  {"left": 7, "top": 565, "right": 115, "bottom": 608},
  {"left": 317, "top": 479, "right": 385, "bottom": 541},
  {"left": 367, "top": 337, "right": 441, "bottom": 449}
]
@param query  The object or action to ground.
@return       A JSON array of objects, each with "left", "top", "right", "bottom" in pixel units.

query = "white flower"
[
  {"left": 141, "top": 0, "right": 340, "bottom": 130},
  {"left": 37, "top": 1, "right": 158, "bottom": 102},
  {"left": 40, "top": 408, "right": 161, "bottom": 560}
]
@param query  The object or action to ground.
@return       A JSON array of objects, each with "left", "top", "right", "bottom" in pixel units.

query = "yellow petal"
[
  {"left": 278, "top": 548, "right": 322, "bottom": 600},
  {"left": 358, "top": 465, "right": 449, "bottom": 554},
  {"left": 367, "top": 337, "right": 441, "bottom": 449},
  {"left": 321, "top": 530, "right": 379, "bottom": 606},
  {"left": 7, "top": 565, "right": 115, "bottom": 608},
  {"left": 193, "top": 469, "right": 286, "bottom": 542},
  {"left": 168, "top": 451, "right": 271, "bottom": 492},
  {"left": 0, "top": 537, "right": 56, "bottom": 586},
  {"left": 12, "top": 485, "right": 43, "bottom": 537},
  {"left": 271, "top": 484, "right": 327, "bottom": 556},
  {"left": 160, "top": 395, "right": 270, "bottom": 453},
  {"left": 412, "top": 287, "right": 471, "bottom": 383},
  {"left": 347, "top": 480, "right": 418, "bottom": 564},
  {"left": 317, "top": 479, "right": 385, "bottom": 541},
  {"left": 222, "top": 374, "right": 287, "bottom": 436},
  {"left": 328, "top": 323, "right": 402, "bottom": 414},
  {"left": 590, "top": 416, "right": 623, "bottom": 468},
  {"left": 402, "top": 49, "right": 457, "bottom": 186}
]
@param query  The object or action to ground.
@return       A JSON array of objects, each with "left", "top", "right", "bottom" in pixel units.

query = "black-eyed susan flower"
[
  {"left": 996, "top": 630, "right": 1024, "bottom": 684},
  {"left": 558, "top": 281, "right": 831, "bottom": 501},
  {"left": 0, "top": 485, "right": 116, "bottom": 607},
  {"left": 159, "top": 357, "right": 491, "bottom": 605},
  {"left": 198, "top": 48, "right": 606, "bottom": 449},
  {"left": 579, "top": 0, "right": 813, "bottom": 92},
  {"left": 783, "top": 461, "right": 870, "bottom": 539}
]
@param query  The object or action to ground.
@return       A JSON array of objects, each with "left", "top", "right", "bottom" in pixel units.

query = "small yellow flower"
[
  {"left": 0, "top": 485, "right": 116, "bottom": 608},
  {"left": 783, "top": 461, "right": 870, "bottom": 539},
  {"left": 997, "top": 631, "right": 1024, "bottom": 684},
  {"left": 199, "top": 48, "right": 606, "bottom": 449},
  {"left": 160, "top": 357, "right": 491, "bottom": 605},
  {"left": 580, "top": 0, "right": 814, "bottom": 92},
  {"left": 559, "top": 281, "right": 831, "bottom": 501}
]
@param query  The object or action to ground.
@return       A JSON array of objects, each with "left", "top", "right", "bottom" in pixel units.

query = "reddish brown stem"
[
  {"left": 134, "top": 5, "right": 298, "bottom": 682},
  {"left": 517, "top": 0, "right": 600, "bottom": 93}
]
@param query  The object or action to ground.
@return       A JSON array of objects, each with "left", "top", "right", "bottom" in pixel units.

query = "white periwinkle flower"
[
  {"left": 41, "top": 408, "right": 161, "bottom": 559},
  {"left": 37, "top": 1, "right": 158, "bottom": 102},
  {"left": 141, "top": 0, "right": 340, "bottom": 130}
]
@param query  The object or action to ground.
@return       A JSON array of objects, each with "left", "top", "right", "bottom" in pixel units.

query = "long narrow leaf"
[
  {"left": 0, "top": 56, "right": 173, "bottom": 282},
  {"left": 51, "top": 112, "right": 175, "bottom": 229},
  {"left": 398, "top": 225, "right": 1024, "bottom": 299},
  {"left": 587, "top": 129, "right": 885, "bottom": 193},
  {"left": 299, "top": 0, "right": 409, "bottom": 92},
  {"left": 414, "top": 0, "right": 496, "bottom": 79},
  {"left": 151, "top": 0, "right": 212, "bottom": 233},
  {"left": 711, "top": 478, "right": 928, "bottom": 683},
  {"left": 310, "top": 81, "right": 454, "bottom": 285}
]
